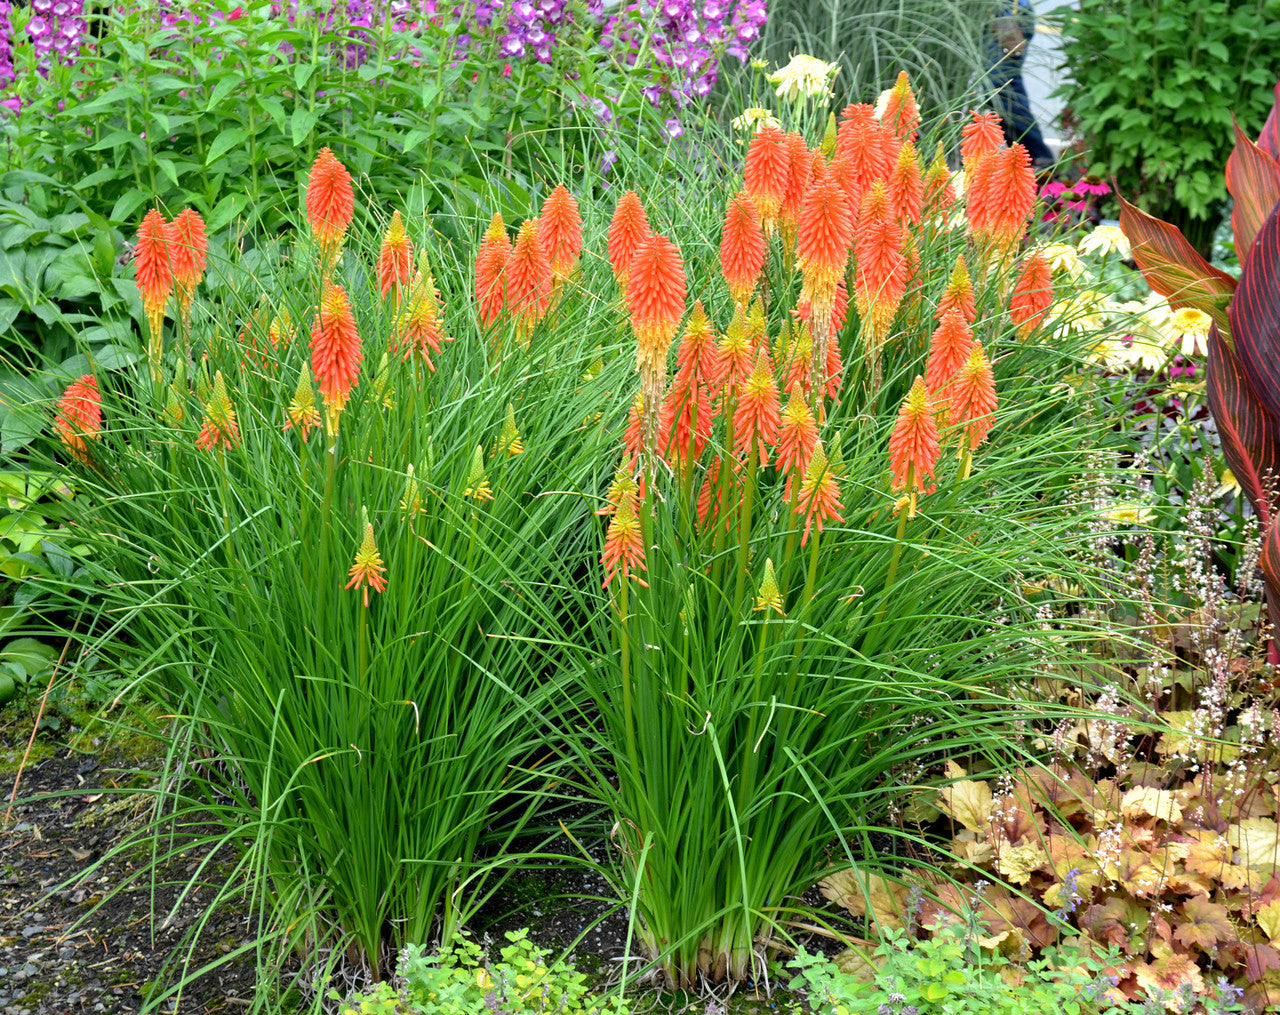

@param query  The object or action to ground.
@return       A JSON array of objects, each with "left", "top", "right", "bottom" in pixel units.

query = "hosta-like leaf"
[
  {"left": 1175, "top": 897, "right": 1234, "bottom": 952},
  {"left": 1259, "top": 80, "right": 1280, "bottom": 161},
  {"left": 1227, "top": 121, "right": 1280, "bottom": 261},
  {"left": 1118, "top": 195, "right": 1236, "bottom": 332}
]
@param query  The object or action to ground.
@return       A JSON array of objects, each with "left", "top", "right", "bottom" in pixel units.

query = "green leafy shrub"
[
  {"left": 790, "top": 924, "right": 1144, "bottom": 1015},
  {"left": 1056, "top": 0, "right": 1280, "bottom": 254},
  {"left": 335, "top": 930, "right": 627, "bottom": 1015}
]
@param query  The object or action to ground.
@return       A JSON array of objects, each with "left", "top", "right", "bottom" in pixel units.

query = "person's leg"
[{"left": 994, "top": 73, "right": 1055, "bottom": 165}]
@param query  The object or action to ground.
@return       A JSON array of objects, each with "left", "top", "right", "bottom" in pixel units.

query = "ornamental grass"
[{"left": 34, "top": 90, "right": 1137, "bottom": 1004}]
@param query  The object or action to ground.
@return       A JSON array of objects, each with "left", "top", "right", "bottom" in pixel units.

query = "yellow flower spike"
[
  {"left": 268, "top": 308, "right": 292, "bottom": 351},
  {"left": 497, "top": 403, "right": 523, "bottom": 457},
  {"left": 399, "top": 464, "right": 424, "bottom": 517},
  {"left": 582, "top": 349, "right": 604, "bottom": 382},
  {"left": 746, "top": 296, "right": 768, "bottom": 344},
  {"left": 164, "top": 384, "right": 185, "bottom": 425},
  {"left": 284, "top": 364, "right": 322, "bottom": 443},
  {"left": 597, "top": 462, "right": 639, "bottom": 516},
  {"left": 754, "top": 558, "right": 785, "bottom": 615},
  {"left": 464, "top": 444, "right": 494, "bottom": 502},
  {"left": 820, "top": 112, "right": 838, "bottom": 158},
  {"left": 372, "top": 352, "right": 396, "bottom": 410},
  {"left": 344, "top": 514, "right": 388, "bottom": 607}
]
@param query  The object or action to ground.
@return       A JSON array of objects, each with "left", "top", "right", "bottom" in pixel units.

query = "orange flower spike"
[
  {"left": 475, "top": 213, "right": 511, "bottom": 328},
  {"left": 283, "top": 364, "right": 322, "bottom": 443},
  {"left": 886, "top": 141, "right": 923, "bottom": 227},
  {"left": 835, "top": 104, "right": 894, "bottom": 207},
  {"left": 675, "top": 300, "right": 720, "bottom": 389},
  {"left": 778, "top": 132, "right": 810, "bottom": 254},
  {"left": 1009, "top": 252, "right": 1054, "bottom": 339},
  {"left": 960, "top": 110, "right": 1004, "bottom": 170},
  {"left": 539, "top": 184, "right": 583, "bottom": 281},
  {"left": 888, "top": 376, "right": 941, "bottom": 519},
  {"left": 742, "top": 125, "right": 790, "bottom": 235},
  {"left": 797, "top": 160, "right": 855, "bottom": 293},
  {"left": 969, "top": 144, "right": 1036, "bottom": 252},
  {"left": 305, "top": 147, "right": 355, "bottom": 268},
  {"left": 733, "top": 349, "right": 781, "bottom": 467},
  {"left": 825, "top": 332, "right": 844, "bottom": 399},
  {"left": 853, "top": 181, "right": 908, "bottom": 346},
  {"left": 783, "top": 323, "right": 813, "bottom": 397},
  {"left": 697, "top": 457, "right": 725, "bottom": 530},
  {"left": 660, "top": 376, "right": 714, "bottom": 465},
  {"left": 134, "top": 208, "right": 173, "bottom": 347},
  {"left": 922, "top": 142, "right": 957, "bottom": 218},
  {"left": 608, "top": 190, "right": 651, "bottom": 283},
  {"left": 774, "top": 392, "right": 818, "bottom": 495},
  {"left": 793, "top": 440, "right": 844, "bottom": 546},
  {"left": 719, "top": 191, "right": 766, "bottom": 308},
  {"left": 881, "top": 71, "right": 920, "bottom": 141},
  {"left": 310, "top": 284, "right": 363, "bottom": 435},
  {"left": 601, "top": 493, "right": 647, "bottom": 589},
  {"left": 947, "top": 341, "right": 998, "bottom": 452},
  {"left": 345, "top": 521, "right": 388, "bottom": 607},
  {"left": 168, "top": 209, "right": 207, "bottom": 324},
  {"left": 936, "top": 255, "right": 976, "bottom": 323},
  {"left": 195, "top": 370, "right": 240, "bottom": 452},
  {"left": 55, "top": 374, "right": 103, "bottom": 464},
  {"left": 626, "top": 232, "right": 687, "bottom": 376},
  {"left": 505, "top": 218, "right": 553, "bottom": 342},
  {"left": 925, "top": 310, "right": 975, "bottom": 403},
  {"left": 377, "top": 210, "right": 413, "bottom": 299},
  {"left": 623, "top": 391, "right": 646, "bottom": 461}
]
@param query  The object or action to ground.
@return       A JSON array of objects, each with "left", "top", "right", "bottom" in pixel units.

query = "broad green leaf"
[
  {"left": 207, "top": 75, "right": 240, "bottom": 112},
  {"left": 110, "top": 190, "right": 149, "bottom": 225},
  {"left": 206, "top": 127, "right": 250, "bottom": 167},
  {"left": 291, "top": 107, "right": 320, "bottom": 147}
]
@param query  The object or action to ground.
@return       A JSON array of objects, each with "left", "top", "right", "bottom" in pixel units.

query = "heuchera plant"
[{"left": 1118, "top": 80, "right": 1280, "bottom": 663}]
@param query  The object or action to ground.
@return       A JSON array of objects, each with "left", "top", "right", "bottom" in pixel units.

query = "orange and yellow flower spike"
[
  {"left": 880, "top": 71, "right": 920, "bottom": 142},
  {"left": 777, "top": 132, "right": 810, "bottom": 257},
  {"left": 797, "top": 159, "right": 855, "bottom": 403},
  {"left": 283, "top": 363, "right": 322, "bottom": 443},
  {"left": 774, "top": 392, "right": 818, "bottom": 500},
  {"left": 794, "top": 440, "right": 844, "bottom": 546},
  {"left": 733, "top": 349, "right": 781, "bottom": 467},
  {"left": 886, "top": 140, "right": 923, "bottom": 227},
  {"left": 310, "top": 283, "right": 362, "bottom": 438},
  {"left": 345, "top": 520, "right": 388, "bottom": 607},
  {"left": 888, "top": 376, "right": 940, "bottom": 519},
  {"left": 306, "top": 147, "right": 354, "bottom": 274},
  {"left": 925, "top": 311, "right": 975, "bottom": 403},
  {"left": 168, "top": 208, "right": 207, "bottom": 329},
  {"left": 960, "top": 110, "right": 1004, "bottom": 170},
  {"left": 937, "top": 255, "right": 976, "bottom": 324},
  {"left": 966, "top": 143, "right": 1036, "bottom": 258},
  {"left": 754, "top": 558, "right": 785, "bottom": 615},
  {"left": 947, "top": 341, "right": 998, "bottom": 473},
  {"left": 608, "top": 190, "right": 651, "bottom": 285},
  {"left": 853, "top": 181, "right": 908, "bottom": 378},
  {"left": 377, "top": 210, "right": 413, "bottom": 301},
  {"left": 922, "top": 142, "right": 957, "bottom": 220},
  {"left": 464, "top": 444, "right": 494, "bottom": 502},
  {"left": 539, "top": 184, "right": 583, "bottom": 283},
  {"left": 626, "top": 232, "right": 686, "bottom": 454},
  {"left": 743, "top": 125, "right": 790, "bottom": 236},
  {"left": 394, "top": 264, "right": 450, "bottom": 371},
  {"left": 195, "top": 370, "right": 240, "bottom": 452},
  {"left": 134, "top": 208, "right": 173, "bottom": 379},
  {"left": 601, "top": 492, "right": 647, "bottom": 589},
  {"left": 1009, "top": 252, "right": 1054, "bottom": 339},
  {"left": 505, "top": 218, "right": 553, "bottom": 346},
  {"left": 674, "top": 301, "right": 719, "bottom": 390},
  {"left": 54, "top": 374, "right": 103, "bottom": 465},
  {"left": 475, "top": 212, "right": 512, "bottom": 329},
  {"left": 719, "top": 191, "right": 766, "bottom": 309}
]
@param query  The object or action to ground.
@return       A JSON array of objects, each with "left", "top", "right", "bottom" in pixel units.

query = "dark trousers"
[{"left": 990, "top": 71, "right": 1055, "bottom": 164}]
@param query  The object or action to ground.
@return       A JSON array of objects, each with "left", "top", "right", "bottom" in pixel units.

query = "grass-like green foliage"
[
  {"left": 759, "top": 0, "right": 993, "bottom": 122},
  {"left": 790, "top": 924, "right": 1158, "bottom": 1015},
  {"left": 335, "top": 930, "right": 627, "bottom": 1015},
  {"left": 31, "top": 101, "right": 1138, "bottom": 1007}
]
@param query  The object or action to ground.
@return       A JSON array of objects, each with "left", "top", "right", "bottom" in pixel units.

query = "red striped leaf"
[
  {"left": 1207, "top": 322, "right": 1277, "bottom": 535},
  {"left": 1118, "top": 194, "right": 1235, "bottom": 333},
  {"left": 1262, "top": 520, "right": 1280, "bottom": 663},
  {"left": 1227, "top": 120, "right": 1280, "bottom": 261},
  {"left": 1230, "top": 200, "right": 1280, "bottom": 427},
  {"left": 1259, "top": 80, "right": 1280, "bottom": 161}
]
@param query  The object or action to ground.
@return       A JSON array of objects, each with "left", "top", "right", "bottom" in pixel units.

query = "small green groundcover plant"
[
  {"left": 789, "top": 922, "right": 1244, "bottom": 1015},
  {"left": 333, "top": 930, "right": 627, "bottom": 1015}
]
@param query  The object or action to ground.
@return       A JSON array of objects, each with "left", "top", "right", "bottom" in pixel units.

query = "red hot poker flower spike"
[
  {"left": 743, "top": 125, "right": 790, "bottom": 235},
  {"left": 539, "top": 184, "right": 583, "bottom": 281},
  {"left": 888, "top": 376, "right": 940, "bottom": 519},
  {"left": 881, "top": 71, "right": 919, "bottom": 141},
  {"left": 925, "top": 310, "right": 975, "bottom": 409},
  {"left": 377, "top": 210, "right": 413, "bottom": 299},
  {"left": 601, "top": 493, "right": 647, "bottom": 589},
  {"left": 733, "top": 349, "right": 781, "bottom": 467},
  {"left": 627, "top": 232, "right": 687, "bottom": 376},
  {"left": 936, "top": 255, "right": 976, "bottom": 323},
  {"left": 719, "top": 191, "right": 766, "bottom": 309},
  {"left": 794, "top": 440, "right": 844, "bottom": 546},
  {"left": 306, "top": 147, "right": 354, "bottom": 266},
  {"left": 887, "top": 140, "right": 923, "bottom": 227},
  {"left": 55, "top": 374, "right": 102, "bottom": 464},
  {"left": 195, "top": 370, "right": 240, "bottom": 452},
  {"left": 310, "top": 284, "right": 362, "bottom": 434},
  {"left": 475, "top": 213, "right": 511, "bottom": 328},
  {"left": 960, "top": 111, "right": 1004, "bottom": 170},
  {"left": 947, "top": 341, "right": 998, "bottom": 452},
  {"left": 608, "top": 190, "right": 651, "bottom": 284},
  {"left": 1010, "top": 252, "right": 1054, "bottom": 339},
  {"left": 967, "top": 143, "right": 1037, "bottom": 254},
  {"left": 168, "top": 208, "right": 207, "bottom": 323},
  {"left": 505, "top": 219, "right": 553, "bottom": 342},
  {"left": 135, "top": 208, "right": 173, "bottom": 342},
  {"left": 345, "top": 521, "right": 388, "bottom": 607}
]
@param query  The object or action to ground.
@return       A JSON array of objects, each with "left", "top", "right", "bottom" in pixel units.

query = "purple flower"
[
  {"left": 600, "top": 148, "right": 618, "bottom": 174},
  {"left": 663, "top": 116, "right": 683, "bottom": 139}
]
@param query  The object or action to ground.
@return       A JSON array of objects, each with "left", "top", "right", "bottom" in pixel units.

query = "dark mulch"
[{"left": 0, "top": 745, "right": 261, "bottom": 1014}]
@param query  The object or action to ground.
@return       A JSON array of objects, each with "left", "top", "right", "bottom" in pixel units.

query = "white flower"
[
  {"left": 1077, "top": 224, "right": 1131, "bottom": 260},
  {"left": 1170, "top": 307, "right": 1212, "bottom": 357},
  {"left": 874, "top": 87, "right": 893, "bottom": 120},
  {"left": 768, "top": 54, "right": 839, "bottom": 103},
  {"left": 1036, "top": 242, "right": 1083, "bottom": 279},
  {"left": 731, "top": 106, "right": 782, "bottom": 133}
]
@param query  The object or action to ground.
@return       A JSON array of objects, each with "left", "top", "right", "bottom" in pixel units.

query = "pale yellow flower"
[
  {"left": 768, "top": 54, "right": 839, "bottom": 103},
  {"left": 1077, "top": 224, "right": 1131, "bottom": 260},
  {"left": 873, "top": 87, "right": 893, "bottom": 120},
  {"left": 1036, "top": 242, "right": 1083, "bottom": 279},
  {"left": 1170, "top": 307, "right": 1212, "bottom": 357},
  {"left": 1214, "top": 469, "right": 1241, "bottom": 500},
  {"left": 731, "top": 106, "right": 782, "bottom": 133},
  {"left": 1104, "top": 503, "right": 1154, "bottom": 526}
]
